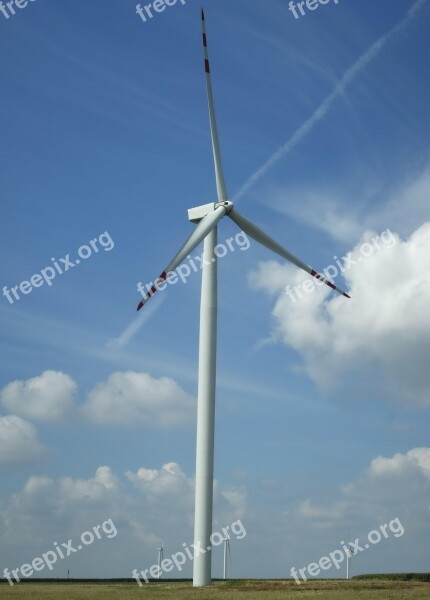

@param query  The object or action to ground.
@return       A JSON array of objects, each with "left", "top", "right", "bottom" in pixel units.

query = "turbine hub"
[{"left": 216, "top": 200, "right": 234, "bottom": 214}]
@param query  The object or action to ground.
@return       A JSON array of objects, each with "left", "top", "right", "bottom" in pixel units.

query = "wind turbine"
[
  {"left": 157, "top": 541, "right": 164, "bottom": 579},
  {"left": 136, "top": 10, "right": 350, "bottom": 587},
  {"left": 346, "top": 544, "right": 354, "bottom": 580},
  {"left": 223, "top": 534, "right": 231, "bottom": 580}
]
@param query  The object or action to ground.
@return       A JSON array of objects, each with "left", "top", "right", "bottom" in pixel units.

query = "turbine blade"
[
  {"left": 137, "top": 204, "right": 227, "bottom": 310},
  {"left": 201, "top": 10, "right": 228, "bottom": 202},
  {"left": 228, "top": 209, "right": 351, "bottom": 298}
]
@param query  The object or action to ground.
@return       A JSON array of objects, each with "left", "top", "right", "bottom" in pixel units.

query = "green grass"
[
  {"left": 354, "top": 573, "right": 430, "bottom": 582},
  {"left": 0, "top": 579, "right": 429, "bottom": 599}
]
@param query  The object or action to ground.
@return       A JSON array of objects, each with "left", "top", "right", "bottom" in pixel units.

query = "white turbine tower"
[
  {"left": 136, "top": 10, "right": 350, "bottom": 587},
  {"left": 157, "top": 542, "right": 164, "bottom": 580},
  {"left": 346, "top": 544, "right": 354, "bottom": 580},
  {"left": 223, "top": 534, "right": 231, "bottom": 580}
]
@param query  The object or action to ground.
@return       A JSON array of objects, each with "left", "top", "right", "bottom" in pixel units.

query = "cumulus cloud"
[
  {"left": 2, "top": 448, "right": 428, "bottom": 578},
  {"left": 126, "top": 462, "right": 247, "bottom": 525},
  {"left": 220, "top": 487, "right": 247, "bottom": 521},
  {"left": 270, "top": 447, "right": 430, "bottom": 576},
  {"left": 126, "top": 462, "right": 194, "bottom": 526},
  {"left": 368, "top": 447, "right": 430, "bottom": 480},
  {"left": 265, "top": 186, "right": 366, "bottom": 243},
  {"left": 127, "top": 462, "right": 193, "bottom": 500},
  {"left": 20, "top": 465, "right": 119, "bottom": 508},
  {"left": 82, "top": 371, "right": 195, "bottom": 427},
  {"left": 126, "top": 461, "right": 247, "bottom": 531},
  {"left": 0, "top": 370, "right": 195, "bottom": 428},
  {"left": 0, "top": 462, "right": 247, "bottom": 577},
  {"left": 265, "top": 165, "right": 430, "bottom": 244},
  {"left": 290, "top": 447, "right": 430, "bottom": 529},
  {"left": 128, "top": 463, "right": 232, "bottom": 515},
  {"left": 0, "top": 415, "right": 46, "bottom": 465},
  {"left": 0, "top": 465, "right": 122, "bottom": 560},
  {"left": 0, "top": 370, "right": 77, "bottom": 422},
  {"left": 249, "top": 223, "right": 430, "bottom": 406},
  {"left": 57, "top": 466, "right": 121, "bottom": 503}
]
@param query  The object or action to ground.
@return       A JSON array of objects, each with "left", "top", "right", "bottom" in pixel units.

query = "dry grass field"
[{"left": 0, "top": 580, "right": 429, "bottom": 599}]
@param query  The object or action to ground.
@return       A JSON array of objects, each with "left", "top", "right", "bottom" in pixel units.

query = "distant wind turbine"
[
  {"left": 157, "top": 542, "right": 164, "bottom": 579},
  {"left": 136, "top": 10, "right": 350, "bottom": 587},
  {"left": 346, "top": 544, "right": 355, "bottom": 580},
  {"left": 223, "top": 534, "right": 231, "bottom": 580}
]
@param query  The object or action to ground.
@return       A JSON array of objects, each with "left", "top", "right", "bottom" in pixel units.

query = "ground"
[{"left": 0, "top": 580, "right": 429, "bottom": 599}]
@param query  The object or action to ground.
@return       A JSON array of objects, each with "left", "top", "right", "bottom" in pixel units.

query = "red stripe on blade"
[
  {"left": 136, "top": 271, "right": 167, "bottom": 311},
  {"left": 311, "top": 269, "right": 350, "bottom": 297}
]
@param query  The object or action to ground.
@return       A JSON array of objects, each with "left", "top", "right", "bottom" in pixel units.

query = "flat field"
[{"left": 0, "top": 580, "right": 429, "bottom": 599}]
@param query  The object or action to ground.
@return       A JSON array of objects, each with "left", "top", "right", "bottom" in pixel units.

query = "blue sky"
[{"left": 1, "top": 0, "right": 430, "bottom": 583}]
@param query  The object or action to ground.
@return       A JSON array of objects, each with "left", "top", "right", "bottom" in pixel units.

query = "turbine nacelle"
[{"left": 188, "top": 201, "right": 234, "bottom": 224}]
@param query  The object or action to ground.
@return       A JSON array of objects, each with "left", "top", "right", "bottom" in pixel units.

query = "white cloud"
[
  {"left": 220, "top": 487, "right": 247, "bottom": 520},
  {"left": 126, "top": 462, "right": 194, "bottom": 525},
  {"left": 378, "top": 168, "right": 430, "bottom": 239},
  {"left": 2, "top": 448, "right": 428, "bottom": 578},
  {"left": 295, "top": 499, "right": 347, "bottom": 523},
  {"left": 369, "top": 448, "right": 430, "bottom": 480},
  {"left": 0, "top": 466, "right": 123, "bottom": 556},
  {"left": 249, "top": 222, "right": 430, "bottom": 406},
  {"left": 0, "top": 462, "right": 247, "bottom": 578},
  {"left": 0, "top": 415, "right": 45, "bottom": 465},
  {"left": 265, "top": 185, "right": 366, "bottom": 243},
  {"left": 0, "top": 370, "right": 77, "bottom": 422},
  {"left": 126, "top": 462, "right": 193, "bottom": 499},
  {"left": 0, "top": 369, "right": 195, "bottom": 428},
  {"left": 126, "top": 462, "right": 247, "bottom": 531},
  {"left": 290, "top": 447, "right": 430, "bottom": 529},
  {"left": 269, "top": 447, "right": 430, "bottom": 576},
  {"left": 12, "top": 466, "right": 121, "bottom": 525},
  {"left": 266, "top": 166, "right": 430, "bottom": 244},
  {"left": 95, "top": 465, "right": 120, "bottom": 490},
  {"left": 82, "top": 371, "right": 195, "bottom": 427},
  {"left": 58, "top": 466, "right": 120, "bottom": 503}
]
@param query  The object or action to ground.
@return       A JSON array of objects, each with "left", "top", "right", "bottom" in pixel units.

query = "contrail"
[
  {"left": 234, "top": 0, "right": 428, "bottom": 201},
  {"left": 107, "top": 295, "right": 165, "bottom": 349}
]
